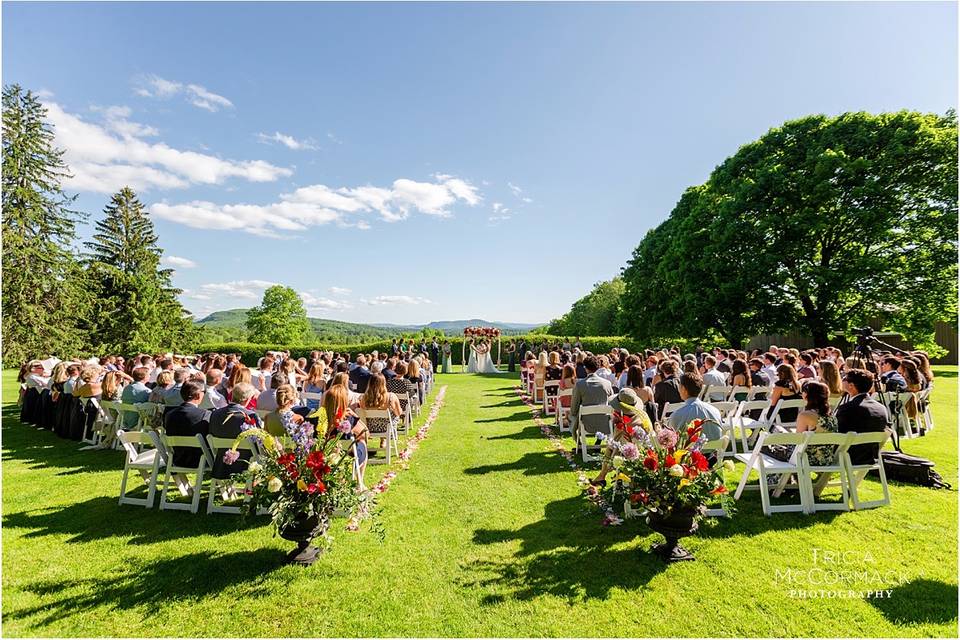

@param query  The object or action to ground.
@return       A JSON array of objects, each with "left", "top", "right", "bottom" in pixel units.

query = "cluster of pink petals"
[
  {"left": 514, "top": 386, "right": 623, "bottom": 526},
  {"left": 346, "top": 385, "right": 448, "bottom": 532}
]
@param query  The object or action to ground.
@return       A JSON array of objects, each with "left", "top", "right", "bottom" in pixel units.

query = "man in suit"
[
  {"left": 349, "top": 355, "right": 372, "bottom": 393},
  {"left": 836, "top": 368, "right": 889, "bottom": 465},
  {"left": 570, "top": 356, "right": 614, "bottom": 442},
  {"left": 879, "top": 356, "right": 908, "bottom": 392},
  {"left": 208, "top": 383, "right": 260, "bottom": 480},
  {"left": 163, "top": 380, "right": 210, "bottom": 468},
  {"left": 653, "top": 360, "right": 683, "bottom": 417},
  {"left": 429, "top": 337, "right": 440, "bottom": 370},
  {"left": 120, "top": 367, "right": 151, "bottom": 428}
]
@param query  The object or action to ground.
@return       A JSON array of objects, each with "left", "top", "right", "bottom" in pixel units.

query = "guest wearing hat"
[{"left": 590, "top": 388, "right": 653, "bottom": 487}]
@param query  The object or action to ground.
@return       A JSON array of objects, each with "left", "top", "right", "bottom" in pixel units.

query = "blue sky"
[{"left": 3, "top": 1, "right": 956, "bottom": 325}]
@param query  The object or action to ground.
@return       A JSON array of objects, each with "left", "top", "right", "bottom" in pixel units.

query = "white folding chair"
[
  {"left": 97, "top": 400, "right": 125, "bottom": 449},
  {"left": 301, "top": 391, "right": 323, "bottom": 410},
  {"left": 555, "top": 388, "right": 573, "bottom": 433},
  {"left": 748, "top": 386, "right": 771, "bottom": 401},
  {"left": 156, "top": 433, "right": 208, "bottom": 513},
  {"left": 703, "top": 436, "right": 731, "bottom": 517},
  {"left": 359, "top": 408, "right": 399, "bottom": 465},
  {"left": 394, "top": 392, "right": 413, "bottom": 435},
  {"left": 660, "top": 401, "right": 685, "bottom": 424},
  {"left": 844, "top": 431, "right": 892, "bottom": 510},
  {"left": 134, "top": 401, "right": 161, "bottom": 431},
  {"left": 727, "top": 386, "right": 752, "bottom": 402},
  {"left": 799, "top": 432, "right": 855, "bottom": 513},
  {"left": 708, "top": 401, "right": 739, "bottom": 457},
  {"left": 117, "top": 429, "right": 163, "bottom": 508},
  {"left": 768, "top": 398, "right": 805, "bottom": 431},
  {"left": 918, "top": 386, "right": 934, "bottom": 432},
  {"left": 205, "top": 435, "right": 258, "bottom": 515},
  {"left": 704, "top": 385, "right": 733, "bottom": 402},
  {"left": 542, "top": 380, "right": 561, "bottom": 416},
  {"left": 889, "top": 392, "right": 918, "bottom": 439},
  {"left": 577, "top": 405, "right": 613, "bottom": 463},
  {"left": 532, "top": 375, "right": 545, "bottom": 404},
  {"left": 734, "top": 431, "right": 809, "bottom": 515}
]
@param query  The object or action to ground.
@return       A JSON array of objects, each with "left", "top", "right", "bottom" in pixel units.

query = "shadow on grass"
[
  {"left": 7, "top": 548, "right": 288, "bottom": 627},
  {"left": 483, "top": 424, "right": 550, "bottom": 441},
  {"left": 474, "top": 410, "right": 532, "bottom": 425},
  {"left": 463, "top": 450, "right": 573, "bottom": 477},
  {"left": 4, "top": 496, "right": 268, "bottom": 545},
  {"left": 466, "top": 495, "right": 663, "bottom": 601},
  {"left": 868, "top": 578, "right": 958, "bottom": 624},
  {"left": 1, "top": 408, "right": 123, "bottom": 476}
]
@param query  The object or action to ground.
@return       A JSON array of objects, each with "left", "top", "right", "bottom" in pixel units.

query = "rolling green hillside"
[{"left": 194, "top": 310, "right": 544, "bottom": 345}]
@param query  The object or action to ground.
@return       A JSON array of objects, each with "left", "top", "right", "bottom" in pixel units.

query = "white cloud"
[
  {"left": 135, "top": 75, "right": 233, "bottom": 112},
  {"left": 364, "top": 295, "right": 432, "bottom": 306},
  {"left": 46, "top": 102, "right": 291, "bottom": 193},
  {"left": 492, "top": 202, "right": 509, "bottom": 214},
  {"left": 188, "top": 280, "right": 277, "bottom": 302},
  {"left": 151, "top": 174, "right": 482, "bottom": 236},
  {"left": 328, "top": 287, "right": 352, "bottom": 296},
  {"left": 257, "top": 131, "right": 319, "bottom": 151},
  {"left": 300, "top": 291, "right": 353, "bottom": 312},
  {"left": 508, "top": 181, "right": 533, "bottom": 203},
  {"left": 161, "top": 255, "right": 197, "bottom": 269}
]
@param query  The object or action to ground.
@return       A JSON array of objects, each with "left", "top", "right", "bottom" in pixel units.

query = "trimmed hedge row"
[{"left": 193, "top": 335, "right": 692, "bottom": 367}]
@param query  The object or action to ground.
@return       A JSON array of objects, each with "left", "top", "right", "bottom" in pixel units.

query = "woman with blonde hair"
[
  {"left": 302, "top": 363, "right": 327, "bottom": 412},
  {"left": 819, "top": 359, "right": 843, "bottom": 397},
  {"left": 326, "top": 371, "right": 361, "bottom": 409},
  {"left": 359, "top": 373, "right": 401, "bottom": 452},
  {"left": 322, "top": 383, "right": 366, "bottom": 485},
  {"left": 101, "top": 370, "right": 127, "bottom": 402},
  {"left": 265, "top": 383, "right": 304, "bottom": 438},
  {"left": 148, "top": 370, "right": 175, "bottom": 404},
  {"left": 406, "top": 358, "right": 425, "bottom": 404}
]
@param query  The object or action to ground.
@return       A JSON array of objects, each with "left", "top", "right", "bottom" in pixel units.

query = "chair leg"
[
  {"left": 758, "top": 468, "right": 772, "bottom": 516},
  {"left": 146, "top": 461, "right": 160, "bottom": 508},
  {"left": 119, "top": 464, "right": 130, "bottom": 506},
  {"left": 192, "top": 462, "right": 205, "bottom": 514}
]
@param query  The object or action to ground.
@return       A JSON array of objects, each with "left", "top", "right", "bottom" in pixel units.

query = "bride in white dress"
[{"left": 467, "top": 339, "right": 500, "bottom": 373}]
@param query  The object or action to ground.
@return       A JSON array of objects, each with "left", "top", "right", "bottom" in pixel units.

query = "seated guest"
[
  {"left": 386, "top": 361, "right": 418, "bottom": 415},
  {"left": 820, "top": 359, "right": 843, "bottom": 398},
  {"left": 668, "top": 372, "right": 723, "bottom": 440},
  {"left": 768, "top": 364, "right": 803, "bottom": 423},
  {"left": 148, "top": 370, "right": 174, "bottom": 403},
  {"left": 208, "top": 383, "right": 261, "bottom": 480},
  {"left": 326, "top": 371, "right": 361, "bottom": 410},
  {"left": 590, "top": 388, "right": 653, "bottom": 486},
  {"left": 359, "top": 373, "right": 402, "bottom": 447},
  {"left": 256, "top": 372, "right": 287, "bottom": 413},
  {"left": 120, "top": 367, "right": 151, "bottom": 428},
  {"left": 653, "top": 360, "right": 682, "bottom": 418},
  {"left": 163, "top": 380, "right": 210, "bottom": 468},
  {"left": 265, "top": 384, "right": 304, "bottom": 438},
  {"left": 322, "top": 384, "right": 366, "bottom": 486},
  {"left": 748, "top": 358, "right": 768, "bottom": 391},
  {"left": 558, "top": 363, "right": 577, "bottom": 413},
  {"left": 625, "top": 364, "right": 658, "bottom": 425},
  {"left": 545, "top": 352, "right": 563, "bottom": 381},
  {"left": 729, "top": 359, "right": 752, "bottom": 400},
  {"left": 383, "top": 357, "right": 398, "bottom": 380},
  {"left": 349, "top": 355, "right": 372, "bottom": 393},
  {"left": 407, "top": 358, "right": 425, "bottom": 404},
  {"left": 795, "top": 381, "right": 839, "bottom": 465},
  {"left": 880, "top": 357, "right": 908, "bottom": 392},
  {"left": 200, "top": 369, "right": 227, "bottom": 410},
  {"left": 836, "top": 369, "right": 889, "bottom": 465},
  {"left": 163, "top": 369, "right": 189, "bottom": 408},
  {"left": 797, "top": 353, "right": 817, "bottom": 380},
  {"left": 301, "top": 363, "right": 327, "bottom": 412},
  {"left": 701, "top": 355, "right": 727, "bottom": 400},
  {"left": 570, "top": 356, "right": 614, "bottom": 437}
]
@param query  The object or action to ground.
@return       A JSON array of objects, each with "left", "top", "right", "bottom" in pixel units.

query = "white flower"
[
  {"left": 248, "top": 461, "right": 262, "bottom": 473},
  {"left": 669, "top": 464, "right": 685, "bottom": 477},
  {"left": 723, "top": 460, "right": 735, "bottom": 472},
  {"left": 267, "top": 476, "right": 282, "bottom": 493},
  {"left": 612, "top": 456, "right": 625, "bottom": 469}
]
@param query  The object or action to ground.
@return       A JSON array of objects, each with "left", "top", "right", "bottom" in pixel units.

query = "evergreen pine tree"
[
  {"left": 2, "top": 84, "right": 91, "bottom": 364},
  {"left": 85, "top": 187, "right": 198, "bottom": 354}
]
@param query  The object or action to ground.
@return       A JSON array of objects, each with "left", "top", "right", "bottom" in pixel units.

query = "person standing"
[
  {"left": 429, "top": 336, "right": 440, "bottom": 370},
  {"left": 507, "top": 340, "right": 517, "bottom": 372},
  {"left": 441, "top": 340, "right": 453, "bottom": 373}
]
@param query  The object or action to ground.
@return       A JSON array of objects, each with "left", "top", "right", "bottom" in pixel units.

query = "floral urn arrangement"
[
  {"left": 223, "top": 407, "right": 364, "bottom": 565},
  {"left": 607, "top": 419, "right": 733, "bottom": 562}
]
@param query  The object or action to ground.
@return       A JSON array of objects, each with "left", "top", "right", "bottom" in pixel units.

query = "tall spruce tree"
[
  {"left": 2, "top": 84, "right": 91, "bottom": 364},
  {"left": 85, "top": 187, "right": 198, "bottom": 354}
]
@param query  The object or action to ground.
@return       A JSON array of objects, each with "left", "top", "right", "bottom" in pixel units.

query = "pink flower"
[
  {"left": 222, "top": 449, "right": 240, "bottom": 465},
  {"left": 621, "top": 443, "right": 640, "bottom": 461},
  {"left": 657, "top": 428, "right": 679, "bottom": 449}
]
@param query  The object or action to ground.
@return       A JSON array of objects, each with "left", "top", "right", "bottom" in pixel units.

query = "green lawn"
[{"left": 2, "top": 368, "right": 957, "bottom": 637}]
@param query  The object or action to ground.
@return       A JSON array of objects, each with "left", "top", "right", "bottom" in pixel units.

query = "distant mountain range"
[{"left": 195, "top": 309, "right": 544, "bottom": 343}]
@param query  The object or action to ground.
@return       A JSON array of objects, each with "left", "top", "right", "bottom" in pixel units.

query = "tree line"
[
  {"left": 549, "top": 111, "right": 958, "bottom": 356},
  {"left": 2, "top": 85, "right": 197, "bottom": 364}
]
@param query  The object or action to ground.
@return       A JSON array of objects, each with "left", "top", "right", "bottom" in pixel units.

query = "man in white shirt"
[
  {"left": 701, "top": 355, "right": 728, "bottom": 401},
  {"left": 761, "top": 353, "right": 779, "bottom": 386},
  {"left": 200, "top": 369, "right": 228, "bottom": 410},
  {"left": 642, "top": 356, "right": 658, "bottom": 386}
]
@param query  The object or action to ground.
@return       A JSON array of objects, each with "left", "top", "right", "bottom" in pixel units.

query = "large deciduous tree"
[
  {"left": 84, "top": 187, "right": 197, "bottom": 354},
  {"left": 2, "top": 84, "right": 90, "bottom": 364},
  {"left": 548, "top": 278, "right": 626, "bottom": 336},
  {"left": 246, "top": 285, "right": 311, "bottom": 345},
  {"left": 623, "top": 110, "right": 957, "bottom": 351}
]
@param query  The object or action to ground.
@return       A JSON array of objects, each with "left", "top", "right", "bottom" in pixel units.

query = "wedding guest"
[
  {"left": 359, "top": 373, "right": 402, "bottom": 450},
  {"left": 880, "top": 357, "right": 908, "bottom": 392},
  {"left": 836, "top": 369, "right": 888, "bottom": 465},
  {"left": 653, "top": 360, "right": 682, "bottom": 417},
  {"left": 120, "top": 367, "right": 151, "bottom": 428},
  {"left": 820, "top": 360, "right": 843, "bottom": 398},
  {"left": 407, "top": 358, "right": 425, "bottom": 404},
  {"left": 558, "top": 363, "right": 577, "bottom": 413},
  {"left": 761, "top": 353, "right": 778, "bottom": 385},
  {"left": 208, "top": 383, "right": 261, "bottom": 480},
  {"left": 149, "top": 370, "right": 175, "bottom": 403},
  {"left": 322, "top": 384, "right": 366, "bottom": 485},
  {"left": 729, "top": 359, "right": 752, "bottom": 400},
  {"left": 264, "top": 384, "right": 304, "bottom": 438},
  {"left": 200, "top": 369, "right": 228, "bottom": 410},
  {"left": 797, "top": 353, "right": 817, "bottom": 380},
  {"left": 668, "top": 372, "right": 723, "bottom": 439},
  {"left": 768, "top": 364, "right": 803, "bottom": 424},
  {"left": 301, "top": 363, "right": 327, "bottom": 412},
  {"left": 163, "top": 380, "right": 210, "bottom": 467},
  {"left": 701, "top": 355, "right": 727, "bottom": 400},
  {"left": 257, "top": 372, "right": 288, "bottom": 413},
  {"left": 795, "top": 381, "right": 839, "bottom": 465},
  {"left": 570, "top": 356, "right": 614, "bottom": 438},
  {"left": 387, "top": 360, "right": 418, "bottom": 416},
  {"left": 350, "top": 354, "right": 372, "bottom": 393}
]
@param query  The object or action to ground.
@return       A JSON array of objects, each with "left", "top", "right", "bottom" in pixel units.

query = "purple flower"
[
  {"left": 657, "top": 428, "right": 679, "bottom": 449},
  {"left": 222, "top": 449, "right": 240, "bottom": 465},
  {"left": 621, "top": 443, "right": 640, "bottom": 461},
  {"left": 336, "top": 419, "right": 352, "bottom": 435}
]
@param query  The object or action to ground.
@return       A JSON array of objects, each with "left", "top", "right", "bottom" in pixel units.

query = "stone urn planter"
[
  {"left": 646, "top": 506, "right": 701, "bottom": 562},
  {"left": 279, "top": 513, "right": 328, "bottom": 566}
]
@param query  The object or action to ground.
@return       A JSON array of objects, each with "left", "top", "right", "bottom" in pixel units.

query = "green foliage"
[
  {"left": 623, "top": 110, "right": 958, "bottom": 348},
  {"left": 83, "top": 187, "right": 198, "bottom": 354},
  {"left": 245, "top": 286, "right": 311, "bottom": 345},
  {"left": 196, "top": 308, "right": 417, "bottom": 344},
  {"left": 548, "top": 278, "right": 626, "bottom": 336},
  {"left": 2, "top": 84, "right": 91, "bottom": 364}
]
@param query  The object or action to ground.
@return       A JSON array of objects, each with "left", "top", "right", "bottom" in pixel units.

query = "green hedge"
[{"left": 193, "top": 335, "right": 689, "bottom": 367}]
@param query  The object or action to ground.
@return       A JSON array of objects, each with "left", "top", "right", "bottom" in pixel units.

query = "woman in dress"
[
  {"left": 441, "top": 340, "right": 453, "bottom": 373},
  {"left": 819, "top": 360, "right": 843, "bottom": 398},
  {"left": 768, "top": 364, "right": 803, "bottom": 424},
  {"left": 302, "top": 363, "right": 326, "bottom": 412},
  {"left": 558, "top": 363, "right": 577, "bottom": 415},
  {"left": 729, "top": 359, "right": 752, "bottom": 401},
  {"left": 359, "top": 373, "right": 402, "bottom": 453},
  {"left": 796, "top": 381, "right": 839, "bottom": 465},
  {"left": 407, "top": 358, "right": 425, "bottom": 405},
  {"left": 322, "top": 383, "right": 366, "bottom": 487},
  {"left": 265, "top": 384, "right": 305, "bottom": 438}
]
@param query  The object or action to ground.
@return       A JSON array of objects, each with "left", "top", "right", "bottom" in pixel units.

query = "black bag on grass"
[{"left": 871, "top": 430, "right": 951, "bottom": 489}]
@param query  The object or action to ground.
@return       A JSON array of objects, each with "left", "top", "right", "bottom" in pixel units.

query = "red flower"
[
  {"left": 691, "top": 450, "right": 710, "bottom": 472},
  {"left": 692, "top": 419, "right": 704, "bottom": 427},
  {"left": 710, "top": 485, "right": 728, "bottom": 495},
  {"left": 643, "top": 450, "right": 658, "bottom": 471},
  {"left": 665, "top": 453, "right": 676, "bottom": 467},
  {"left": 306, "top": 483, "right": 319, "bottom": 494},
  {"left": 684, "top": 464, "right": 698, "bottom": 478},
  {"left": 277, "top": 452, "right": 295, "bottom": 466},
  {"left": 314, "top": 480, "right": 327, "bottom": 494},
  {"left": 305, "top": 450, "right": 325, "bottom": 469},
  {"left": 287, "top": 468, "right": 300, "bottom": 480},
  {"left": 687, "top": 425, "right": 702, "bottom": 441},
  {"left": 630, "top": 491, "right": 649, "bottom": 505}
]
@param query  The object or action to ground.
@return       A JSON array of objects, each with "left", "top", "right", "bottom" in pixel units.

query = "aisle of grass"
[{"left": 2, "top": 369, "right": 957, "bottom": 637}]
